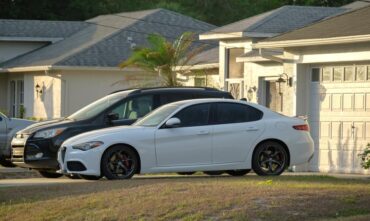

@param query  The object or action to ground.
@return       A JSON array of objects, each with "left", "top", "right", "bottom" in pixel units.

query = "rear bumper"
[{"left": 289, "top": 133, "right": 315, "bottom": 166}]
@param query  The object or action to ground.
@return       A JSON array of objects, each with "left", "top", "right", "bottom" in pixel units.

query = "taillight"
[{"left": 293, "top": 124, "right": 309, "bottom": 131}]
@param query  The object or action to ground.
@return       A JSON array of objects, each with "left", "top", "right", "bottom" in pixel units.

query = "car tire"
[
  {"left": 226, "top": 169, "right": 251, "bottom": 176},
  {"left": 38, "top": 171, "right": 63, "bottom": 178},
  {"left": 79, "top": 174, "right": 102, "bottom": 180},
  {"left": 101, "top": 145, "right": 139, "bottom": 180},
  {"left": 203, "top": 171, "right": 224, "bottom": 176},
  {"left": 0, "top": 158, "right": 16, "bottom": 167},
  {"left": 252, "top": 141, "right": 288, "bottom": 176},
  {"left": 177, "top": 172, "right": 196, "bottom": 175}
]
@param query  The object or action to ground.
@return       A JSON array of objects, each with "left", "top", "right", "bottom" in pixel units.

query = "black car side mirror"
[{"left": 107, "top": 113, "right": 119, "bottom": 122}]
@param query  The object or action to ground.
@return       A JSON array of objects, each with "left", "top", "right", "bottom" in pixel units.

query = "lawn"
[{"left": 1, "top": 175, "right": 370, "bottom": 221}]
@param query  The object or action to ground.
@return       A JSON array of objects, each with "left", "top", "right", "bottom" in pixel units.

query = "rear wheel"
[
  {"left": 101, "top": 145, "right": 139, "bottom": 180},
  {"left": 0, "top": 158, "right": 16, "bottom": 167},
  {"left": 38, "top": 171, "right": 63, "bottom": 178},
  {"left": 226, "top": 169, "right": 251, "bottom": 176},
  {"left": 252, "top": 141, "right": 288, "bottom": 176},
  {"left": 203, "top": 171, "right": 224, "bottom": 176},
  {"left": 177, "top": 172, "right": 196, "bottom": 175}
]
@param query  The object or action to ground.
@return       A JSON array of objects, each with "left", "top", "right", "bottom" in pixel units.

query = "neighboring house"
[
  {"left": 0, "top": 9, "right": 216, "bottom": 119},
  {"left": 254, "top": 5, "right": 370, "bottom": 174},
  {"left": 199, "top": 5, "right": 347, "bottom": 101}
]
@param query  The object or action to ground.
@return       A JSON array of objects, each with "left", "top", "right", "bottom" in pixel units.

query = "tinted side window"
[
  {"left": 174, "top": 104, "right": 210, "bottom": 127},
  {"left": 215, "top": 103, "right": 263, "bottom": 124},
  {"left": 160, "top": 93, "right": 193, "bottom": 105}
]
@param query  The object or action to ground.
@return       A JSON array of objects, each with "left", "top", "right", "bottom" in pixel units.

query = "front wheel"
[
  {"left": 38, "top": 171, "right": 63, "bottom": 178},
  {"left": 101, "top": 145, "right": 139, "bottom": 180},
  {"left": 252, "top": 141, "right": 288, "bottom": 176},
  {"left": 0, "top": 158, "right": 16, "bottom": 167},
  {"left": 226, "top": 169, "right": 251, "bottom": 176}
]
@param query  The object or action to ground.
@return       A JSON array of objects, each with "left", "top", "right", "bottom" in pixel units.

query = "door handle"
[
  {"left": 246, "top": 127, "right": 259, "bottom": 132},
  {"left": 197, "top": 130, "right": 209, "bottom": 135}
]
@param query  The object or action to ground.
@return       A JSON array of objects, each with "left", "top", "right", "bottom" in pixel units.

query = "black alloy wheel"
[
  {"left": 226, "top": 169, "right": 251, "bottom": 176},
  {"left": 252, "top": 141, "right": 288, "bottom": 176},
  {"left": 101, "top": 146, "right": 138, "bottom": 180},
  {"left": 38, "top": 170, "right": 63, "bottom": 178}
]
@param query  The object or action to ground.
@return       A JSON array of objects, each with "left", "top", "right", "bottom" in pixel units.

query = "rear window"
[{"left": 214, "top": 103, "right": 263, "bottom": 124}]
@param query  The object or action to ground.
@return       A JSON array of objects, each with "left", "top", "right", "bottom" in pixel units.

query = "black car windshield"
[
  {"left": 68, "top": 91, "right": 131, "bottom": 121},
  {"left": 134, "top": 104, "right": 180, "bottom": 127}
]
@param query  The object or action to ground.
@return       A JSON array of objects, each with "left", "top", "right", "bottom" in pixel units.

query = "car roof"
[{"left": 111, "top": 87, "right": 222, "bottom": 95}]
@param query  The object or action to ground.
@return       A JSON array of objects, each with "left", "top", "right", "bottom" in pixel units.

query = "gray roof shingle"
[
  {"left": 0, "top": 19, "right": 89, "bottom": 38},
  {"left": 1, "top": 9, "right": 216, "bottom": 68},
  {"left": 202, "top": 5, "right": 346, "bottom": 37}
]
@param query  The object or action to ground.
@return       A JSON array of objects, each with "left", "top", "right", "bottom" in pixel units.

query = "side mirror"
[
  {"left": 107, "top": 113, "right": 119, "bottom": 122},
  {"left": 165, "top": 117, "right": 181, "bottom": 128}
]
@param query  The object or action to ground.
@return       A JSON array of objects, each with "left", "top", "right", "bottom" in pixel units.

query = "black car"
[{"left": 11, "top": 87, "right": 233, "bottom": 178}]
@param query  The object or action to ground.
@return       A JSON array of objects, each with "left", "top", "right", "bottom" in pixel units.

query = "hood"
[
  {"left": 63, "top": 125, "right": 148, "bottom": 146},
  {"left": 18, "top": 118, "right": 74, "bottom": 135}
]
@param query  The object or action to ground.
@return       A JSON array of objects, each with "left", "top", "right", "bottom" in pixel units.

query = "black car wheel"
[
  {"left": 101, "top": 145, "right": 139, "bottom": 180},
  {"left": 0, "top": 158, "right": 16, "bottom": 168},
  {"left": 226, "top": 169, "right": 251, "bottom": 176},
  {"left": 203, "top": 171, "right": 224, "bottom": 176},
  {"left": 38, "top": 171, "right": 63, "bottom": 178},
  {"left": 252, "top": 141, "right": 288, "bottom": 176},
  {"left": 177, "top": 172, "right": 196, "bottom": 175}
]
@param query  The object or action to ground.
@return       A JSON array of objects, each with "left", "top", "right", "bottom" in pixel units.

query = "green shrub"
[{"left": 359, "top": 144, "right": 370, "bottom": 169}]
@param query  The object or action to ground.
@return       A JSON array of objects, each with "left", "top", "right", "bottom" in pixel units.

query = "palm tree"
[{"left": 119, "top": 32, "right": 205, "bottom": 87}]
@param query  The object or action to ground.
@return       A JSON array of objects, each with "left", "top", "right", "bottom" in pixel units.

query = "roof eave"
[
  {"left": 254, "top": 34, "right": 370, "bottom": 49},
  {"left": 199, "top": 31, "right": 278, "bottom": 40}
]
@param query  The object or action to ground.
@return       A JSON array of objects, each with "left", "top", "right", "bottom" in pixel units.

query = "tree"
[{"left": 119, "top": 32, "right": 204, "bottom": 87}]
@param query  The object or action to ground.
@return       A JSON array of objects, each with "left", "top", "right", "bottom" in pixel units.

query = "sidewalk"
[{"left": 283, "top": 171, "right": 370, "bottom": 179}]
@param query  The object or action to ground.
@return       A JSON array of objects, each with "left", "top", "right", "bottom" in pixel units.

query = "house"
[
  {"left": 199, "top": 5, "right": 347, "bottom": 101},
  {"left": 253, "top": 5, "right": 370, "bottom": 174},
  {"left": 0, "top": 9, "right": 216, "bottom": 119}
]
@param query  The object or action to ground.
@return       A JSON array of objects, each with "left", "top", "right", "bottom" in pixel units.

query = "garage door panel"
[{"left": 309, "top": 65, "right": 370, "bottom": 174}]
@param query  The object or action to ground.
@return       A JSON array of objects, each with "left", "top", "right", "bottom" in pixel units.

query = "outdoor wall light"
[
  {"left": 278, "top": 73, "right": 292, "bottom": 87},
  {"left": 35, "top": 83, "right": 43, "bottom": 97},
  {"left": 246, "top": 86, "right": 257, "bottom": 101}
]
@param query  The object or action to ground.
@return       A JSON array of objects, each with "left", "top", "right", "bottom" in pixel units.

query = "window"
[
  {"left": 214, "top": 103, "right": 263, "bottom": 124},
  {"left": 174, "top": 104, "right": 210, "bottom": 127},
  {"left": 159, "top": 93, "right": 193, "bottom": 105},
  {"left": 194, "top": 77, "right": 206, "bottom": 87},
  {"left": 311, "top": 68, "right": 320, "bottom": 82},
  {"left": 227, "top": 48, "right": 244, "bottom": 79},
  {"left": 111, "top": 95, "right": 154, "bottom": 120},
  {"left": 322, "top": 67, "right": 331, "bottom": 82},
  {"left": 333, "top": 67, "right": 343, "bottom": 82},
  {"left": 344, "top": 67, "right": 354, "bottom": 81},
  {"left": 356, "top": 66, "right": 366, "bottom": 81}
]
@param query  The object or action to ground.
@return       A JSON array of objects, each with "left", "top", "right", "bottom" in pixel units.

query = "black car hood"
[{"left": 19, "top": 118, "right": 75, "bottom": 135}]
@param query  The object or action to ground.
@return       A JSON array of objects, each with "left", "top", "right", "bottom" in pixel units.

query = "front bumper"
[
  {"left": 11, "top": 135, "right": 59, "bottom": 169},
  {"left": 57, "top": 145, "right": 103, "bottom": 176}
]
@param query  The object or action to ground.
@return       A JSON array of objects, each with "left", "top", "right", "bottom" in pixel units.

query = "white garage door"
[{"left": 309, "top": 65, "right": 370, "bottom": 174}]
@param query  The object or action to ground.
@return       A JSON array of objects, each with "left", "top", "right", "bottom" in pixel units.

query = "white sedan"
[{"left": 58, "top": 99, "right": 314, "bottom": 180}]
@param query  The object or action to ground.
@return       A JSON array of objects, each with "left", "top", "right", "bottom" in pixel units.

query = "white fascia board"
[
  {"left": 199, "top": 32, "right": 244, "bottom": 40},
  {"left": 254, "top": 34, "right": 370, "bottom": 49}
]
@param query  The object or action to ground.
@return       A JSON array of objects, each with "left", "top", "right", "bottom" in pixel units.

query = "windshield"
[
  {"left": 134, "top": 104, "right": 180, "bottom": 127},
  {"left": 68, "top": 92, "right": 130, "bottom": 121}
]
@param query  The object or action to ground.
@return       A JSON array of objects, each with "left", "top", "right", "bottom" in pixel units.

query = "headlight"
[
  {"left": 34, "top": 128, "right": 66, "bottom": 139},
  {"left": 72, "top": 141, "right": 104, "bottom": 151}
]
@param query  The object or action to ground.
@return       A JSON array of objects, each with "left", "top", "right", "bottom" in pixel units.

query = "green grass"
[{"left": 0, "top": 175, "right": 370, "bottom": 221}]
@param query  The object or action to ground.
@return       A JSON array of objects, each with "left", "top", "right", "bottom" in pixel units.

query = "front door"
[
  {"left": 9, "top": 80, "right": 24, "bottom": 118},
  {"left": 155, "top": 103, "right": 212, "bottom": 167}
]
